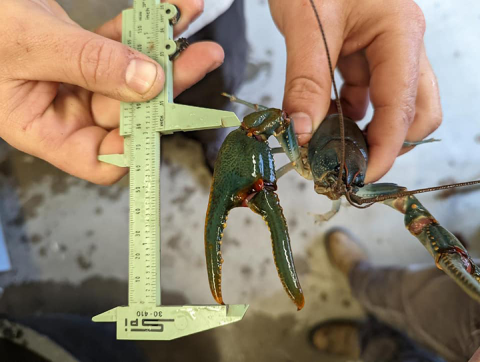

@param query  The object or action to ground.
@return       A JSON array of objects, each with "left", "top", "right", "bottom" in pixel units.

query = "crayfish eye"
[
  {"left": 327, "top": 173, "right": 337, "bottom": 185},
  {"left": 354, "top": 173, "right": 365, "bottom": 188}
]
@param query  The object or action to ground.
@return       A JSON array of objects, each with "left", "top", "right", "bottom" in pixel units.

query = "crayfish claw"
[
  {"left": 385, "top": 194, "right": 480, "bottom": 304},
  {"left": 204, "top": 188, "right": 229, "bottom": 306},
  {"left": 436, "top": 251, "right": 480, "bottom": 302},
  {"left": 247, "top": 189, "right": 305, "bottom": 310},
  {"left": 205, "top": 110, "right": 305, "bottom": 309},
  {"left": 205, "top": 128, "right": 279, "bottom": 306}
]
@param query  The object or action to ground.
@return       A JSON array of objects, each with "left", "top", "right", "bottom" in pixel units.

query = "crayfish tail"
[{"left": 247, "top": 189, "right": 305, "bottom": 310}]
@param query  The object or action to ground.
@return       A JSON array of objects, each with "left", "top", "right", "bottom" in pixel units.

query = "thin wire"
[{"left": 308, "top": 0, "right": 345, "bottom": 191}]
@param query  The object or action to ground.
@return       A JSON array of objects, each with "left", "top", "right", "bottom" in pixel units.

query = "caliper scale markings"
[{"left": 93, "top": 0, "right": 247, "bottom": 340}]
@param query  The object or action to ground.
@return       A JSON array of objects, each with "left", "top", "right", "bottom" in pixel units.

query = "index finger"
[{"left": 363, "top": 4, "right": 426, "bottom": 183}]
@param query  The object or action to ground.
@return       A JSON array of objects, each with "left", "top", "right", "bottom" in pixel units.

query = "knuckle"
[
  {"left": 285, "top": 76, "right": 329, "bottom": 103},
  {"left": 179, "top": 0, "right": 204, "bottom": 20},
  {"left": 344, "top": 104, "right": 367, "bottom": 121},
  {"left": 400, "top": 1, "right": 426, "bottom": 36},
  {"left": 400, "top": 102, "right": 416, "bottom": 127},
  {"left": 78, "top": 37, "right": 117, "bottom": 87},
  {"left": 396, "top": 82, "right": 418, "bottom": 128},
  {"left": 190, "top": 0, "right": 204, "bottom": 17},
  {"left": 429, "top": 108, "right": 443, "bottom": 131}
]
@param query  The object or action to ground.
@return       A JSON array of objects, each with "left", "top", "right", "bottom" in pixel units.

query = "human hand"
[
  {"left": 0, "top": 0, "right": 223, "bottom": 184},
  {"left": 268, "top": 0, "right": 442, "bottom": 183}
]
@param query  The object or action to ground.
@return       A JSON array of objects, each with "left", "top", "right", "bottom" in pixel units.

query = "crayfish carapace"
[{"left": 204, "top": 0, "right": 480, "bottom": 310}]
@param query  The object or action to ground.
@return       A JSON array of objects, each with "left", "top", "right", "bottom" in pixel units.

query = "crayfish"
[{"left": 204, "top": 1, "right": 480, "bottom": 310}]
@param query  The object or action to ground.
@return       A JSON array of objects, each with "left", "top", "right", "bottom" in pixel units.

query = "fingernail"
[
  {"left": 297, "top": 133, "right": 311, "bottom": 145},
  {"left": 125, "top": 59, "right": 157, "bottom": 94},
  {"left": 290, "top": 112, "right": 312, "bottom": 135}
]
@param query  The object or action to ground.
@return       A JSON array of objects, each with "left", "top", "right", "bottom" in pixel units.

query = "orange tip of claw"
[
  {"left": 214, "top": 295, "right": 224, "bottom": 305},
  {"left": 295, "top": 295, "right": 305, "bottom": 311}
]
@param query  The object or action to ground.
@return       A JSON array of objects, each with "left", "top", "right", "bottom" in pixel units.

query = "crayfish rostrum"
[{"left": 204, "top": 1, "right": 480, "bottom": 310}]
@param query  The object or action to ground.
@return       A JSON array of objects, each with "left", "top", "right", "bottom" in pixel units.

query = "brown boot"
[
  {"left": 309, "top": 320, "right": 362, "bottom": 359},
  {"left": 325, "top": 228, "right": 369, "bottom": 276}
]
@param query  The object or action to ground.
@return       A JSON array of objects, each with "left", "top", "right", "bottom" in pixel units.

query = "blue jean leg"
[
  {"left": 349, "top": 262, "right": 480, "bottom": 362},
  {"left": 359, "top": 315, "right": 446, "bottom": 362}
]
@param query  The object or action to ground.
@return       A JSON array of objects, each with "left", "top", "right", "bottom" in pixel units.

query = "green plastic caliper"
[{"left": 92, "top": 0, "right": 248, "bottom": 340}]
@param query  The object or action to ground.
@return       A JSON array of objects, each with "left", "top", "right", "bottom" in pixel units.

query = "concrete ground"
[{"left": 1, "top": 0, "right": 480, "bottom": 361}]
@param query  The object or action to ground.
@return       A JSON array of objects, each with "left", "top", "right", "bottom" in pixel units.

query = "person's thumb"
[
  {"left": 7, "top": 14, "right": 164, "bottom": 102},
  {"left": 275, "top": 2, "right": 344, "bottom": 145}
]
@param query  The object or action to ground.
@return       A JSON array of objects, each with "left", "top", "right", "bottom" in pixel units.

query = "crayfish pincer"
[{"left": 205, "top": 106, "right": 305, "bottom": 310}]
